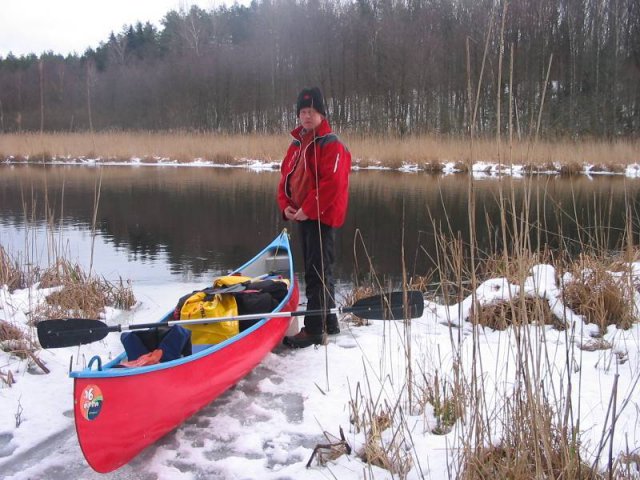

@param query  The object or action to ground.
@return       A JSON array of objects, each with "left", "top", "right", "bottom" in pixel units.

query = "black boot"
[
  {"left": 283, "top": 328, "right": 326, "bottom": 348},
  {"left": 326, "top": 323, "right": 340, "bottom": 335}
]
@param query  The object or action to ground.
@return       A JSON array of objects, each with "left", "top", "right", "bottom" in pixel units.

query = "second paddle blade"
[
  {"left": 37, "top": 318, "right": 110, "bottom": 349},
  {"left": 348, "top": 290, "right": 424, "bottom": 320}
]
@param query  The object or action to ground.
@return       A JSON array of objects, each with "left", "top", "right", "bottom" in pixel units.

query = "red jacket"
[{"left": 277, "top": 118, "right": 351, "bottom": 228}]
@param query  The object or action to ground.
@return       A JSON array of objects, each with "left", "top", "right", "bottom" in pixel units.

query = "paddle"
[{"left": 37, "top": 290, "right": 424, "bottom": 349}]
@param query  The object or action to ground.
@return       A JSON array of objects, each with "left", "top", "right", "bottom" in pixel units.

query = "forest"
[{"left": 0, "top": 0, "right": 638, "bottom": 137}]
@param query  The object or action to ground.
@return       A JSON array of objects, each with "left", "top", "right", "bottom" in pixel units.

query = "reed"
[
  {"left": 1, "top": 132, "right": 638, "bottom": 169},
  {"left": 34, "top": 259, "right": 136, "bottom": 322},
  {"left": 0, "top": 181, "right": 137, "bottom": 355},
  {"left": 344, "top": 253, "right": 639, "bottom": 478},
  {"left": 336, "top": 28, "right": 639, "bottom": 474},
  {"left": 0, "top": 320, "right": 26, "bottom": 346},
  {"left": 349, "top": 374, "right": 415, "bottom": 477},
  {"left": 0, "top": 131, "right": 288, "bottom": 163},
  {"left": 471, "top": 295, "right": 564, "bottom": 330},
  {"left": 343, "top": 175, "right": 640, "bottom": 478},
  {"left": 0, "top": 246, "right": 27, "bottom": 292},
  {"left": 0, "top": 247, "right": 137, "bottom": 329},
  {"left": 562, "top": 255, "right": 637, "bottom": 333}
]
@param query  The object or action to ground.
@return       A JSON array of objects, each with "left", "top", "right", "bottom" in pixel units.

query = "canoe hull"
[{"left": 71, "top": 232, "right": 298, "bottom": 472}]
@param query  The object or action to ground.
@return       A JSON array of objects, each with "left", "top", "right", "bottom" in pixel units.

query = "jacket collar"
[{"left": 290, "top": 117, "right": 332, "bottom": 141}]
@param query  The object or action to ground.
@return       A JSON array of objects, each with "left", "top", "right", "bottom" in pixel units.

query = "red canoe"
[{"left": 70, "top": 231, "right": 299, "bottom": 472}]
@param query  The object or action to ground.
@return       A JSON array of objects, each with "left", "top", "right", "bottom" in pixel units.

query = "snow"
[
  {"left": 4, "top": 157, "right": 640, "bottom": 178},
  {"left": 1, "top": 262, "right": 639, "bottom": 479}
]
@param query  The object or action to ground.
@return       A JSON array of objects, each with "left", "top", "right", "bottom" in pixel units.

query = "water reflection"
[{"left": 0, "top": 164, "right": 638, "bottom": 286}]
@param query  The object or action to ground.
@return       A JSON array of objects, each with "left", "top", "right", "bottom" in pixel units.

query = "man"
[{"left": 277, "top": 87, "right": 351, "bottom": 348}]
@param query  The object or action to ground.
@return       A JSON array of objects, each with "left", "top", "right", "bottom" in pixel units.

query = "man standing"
[{"left": 277, "top": 87, "right": 351, "bottom": 348}]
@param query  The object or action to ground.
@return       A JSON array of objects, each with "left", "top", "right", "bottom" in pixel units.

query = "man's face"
[{"left": 299, "top": 107, "right": 323, "bottom": 130}]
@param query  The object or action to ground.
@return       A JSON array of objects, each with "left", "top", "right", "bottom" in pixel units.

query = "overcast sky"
[{"left": 0, "top": 1, "right": 217, "bottom": 58}]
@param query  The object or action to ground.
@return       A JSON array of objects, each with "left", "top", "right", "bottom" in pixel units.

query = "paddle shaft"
[
  {"left": 127, "top": 305, "right": 349, "bottom": 331},
  {"left": 77, "top": 304, "right": 377, "bottom": 336},
  {"left": 37, "top": 291, "right": 424, "bottom": 348}
]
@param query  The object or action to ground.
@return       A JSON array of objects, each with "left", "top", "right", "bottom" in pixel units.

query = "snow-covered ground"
[{"left": 1, "top": 262, "right": 639, "bottom": 479}]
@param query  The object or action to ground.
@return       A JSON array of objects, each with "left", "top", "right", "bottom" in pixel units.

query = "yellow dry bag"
[{"left": 179, "top": 275, "right": 252, "bottom": 344}]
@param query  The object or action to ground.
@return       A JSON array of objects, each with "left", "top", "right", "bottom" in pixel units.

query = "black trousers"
[{"left": 298, "top": 220, "right": 338, "bottom": 334}]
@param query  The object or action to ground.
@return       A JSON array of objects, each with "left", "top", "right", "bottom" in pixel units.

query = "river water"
[{"left": 1, "top": 164, "right": 638, "bottom": 289}]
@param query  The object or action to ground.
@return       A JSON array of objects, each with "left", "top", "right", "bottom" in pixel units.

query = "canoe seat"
[{"left": 265, "top": 253, "right": 289, "bottom": 275}]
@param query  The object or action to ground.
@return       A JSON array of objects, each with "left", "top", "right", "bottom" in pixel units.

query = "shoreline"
[
  {"left": 3, "top": 155, "right": 640, "bottom": 179},
  {"left": 2, "top": 132, "right": 638, "bottom": 176}
]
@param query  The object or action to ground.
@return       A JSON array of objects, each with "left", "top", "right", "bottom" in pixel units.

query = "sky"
[
  {"left": 0, "top": 202, "right": 639, "bottom": 478},
  {"left": 0, "top": 0, "right": 217, "bottom": 58}
]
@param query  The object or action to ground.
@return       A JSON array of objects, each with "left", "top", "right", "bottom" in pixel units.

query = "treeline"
[{"left": 0, "top": 0, "right": 638, "bottom": 137}]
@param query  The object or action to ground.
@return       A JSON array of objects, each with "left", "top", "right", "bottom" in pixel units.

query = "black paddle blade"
[
  {"left": 347, "top": 290, "right": 424, "bottom": 320},
  {"left": 37, "top": 319, "right": 112, "bottom": 349}
]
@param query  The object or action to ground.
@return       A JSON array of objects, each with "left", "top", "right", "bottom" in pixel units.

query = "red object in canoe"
[{"left": 70, "top": 232, "right": 299, "bottom": 472}]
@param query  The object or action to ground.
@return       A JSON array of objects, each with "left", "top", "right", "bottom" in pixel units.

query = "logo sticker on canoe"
[{"left": 80, "top": 385, "right": 103, "bottom": 421}]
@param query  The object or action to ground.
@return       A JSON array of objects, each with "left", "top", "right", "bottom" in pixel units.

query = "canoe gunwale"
[
  {"left": 70, "top": 230, "right": 296, "bottom": 379},
  {"left": 69, "top": 316, "right": 278, "bottom": 378}
]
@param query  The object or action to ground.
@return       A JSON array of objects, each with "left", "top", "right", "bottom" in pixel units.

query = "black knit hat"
[{"left": 296, "top": 87, "right": 326, "bottom": 117}]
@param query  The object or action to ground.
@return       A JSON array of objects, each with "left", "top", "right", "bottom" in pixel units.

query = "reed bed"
[
  {"left": 34, "top": 259, "right": 136, "bottom": 322},
  {"left": 0, "top": 248, "right": 136, "bottom": 328},
  {"left": 563, "top": 255, "right": 638, "bottom": 333},
  {"left": 0, "top": 250, "right": 136, "bottom": 372},
  {"left": 0, "top": 131, "right": 289, "bottom": 163},
  {"left": 343, "top": 176, "right": 640, "bottom": 478},
  {"left": 1, "top": 132, "right": 638, "bottom": 169},
  {"left": 344, "top": 247, "right": 640, "bottom": 478},
  {"left": 0, "top": 246, "right": 28, "bottom": 292},
  {"left": 0, "top": 179, "right": 136, "bottom": 356}
]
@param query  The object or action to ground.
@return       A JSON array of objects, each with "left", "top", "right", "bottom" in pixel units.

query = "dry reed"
[
  {"left": 306, "top": 428, "right": 352, "bottom": 467},
  {"left": 0, "top": 131, "right": 288, "bottom": 164},
  {"left": 471, "top": 296, "right": 564, "bottom": 330},
  {"left": 0, "top": 246, "right": 27, "bottom": 292},
  {"left": 418, "top": 370, "right": 463, "bottom": 435},
  {"left": 1, "top": 132, "right": 638, "bottom": 170},
  {"left": 562, "top": 256, "right": 637, "bottom": 334},
  {"left": 352, "top": 393, "right": 414, "bottom": 477},
  {"left": 341, "top": 284, "right": 377, "bottom": 326},
  {"left": 460, "top": 400, "right": 601, "bottom": 479},
  {"left": 33, "top": 259, "right": 136, "bottom": 323},
  {"left": 344, "top": 232, "right": 638, "bottom": 478},
  {"left": 0, "top": 320, "right": 24, "bottom": 344},
  {"left": 0, "top": 319, "right": 37, "bottom": 363}
]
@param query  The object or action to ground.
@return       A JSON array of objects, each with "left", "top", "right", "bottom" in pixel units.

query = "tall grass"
[
  {"left": 0, "top": 184, "right": 136, "bottom": 356},
  {"left": 0, "top": 247, "right": 135, "bottom": 376},
  {"left": 342, "top": 85, "right": 640, "bottom": 480},
  {"left": 0, "top": 246, "right": 27, "bottom": 292},
  {"left": 1, "top": 132, "right": 638, "bottom": 169},
  {"left": 344, "top": 177, "right": 640, "bottom": 478},
  {"left": 0, "top": 132, "right": 288, "bottom": 163},
  {"left": 35, "top": 259, "right": 135, "bottom": 321}
]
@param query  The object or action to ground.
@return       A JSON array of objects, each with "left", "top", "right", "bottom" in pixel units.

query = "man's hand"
[
  {"left": 293, "top": 208, "right": 309, "bottom": 221},
  {"left": 284, "top": 206, "right": 297, "bottom": 221}
]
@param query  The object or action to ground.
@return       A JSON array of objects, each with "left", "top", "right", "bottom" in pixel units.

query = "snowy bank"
[{"left": 0, "top": 263, "right": 639, "bottom": 478}]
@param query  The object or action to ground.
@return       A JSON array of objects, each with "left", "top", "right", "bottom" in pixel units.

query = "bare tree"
[{"left": 0, "top": 0, "right": 638, "bottom": 136}]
